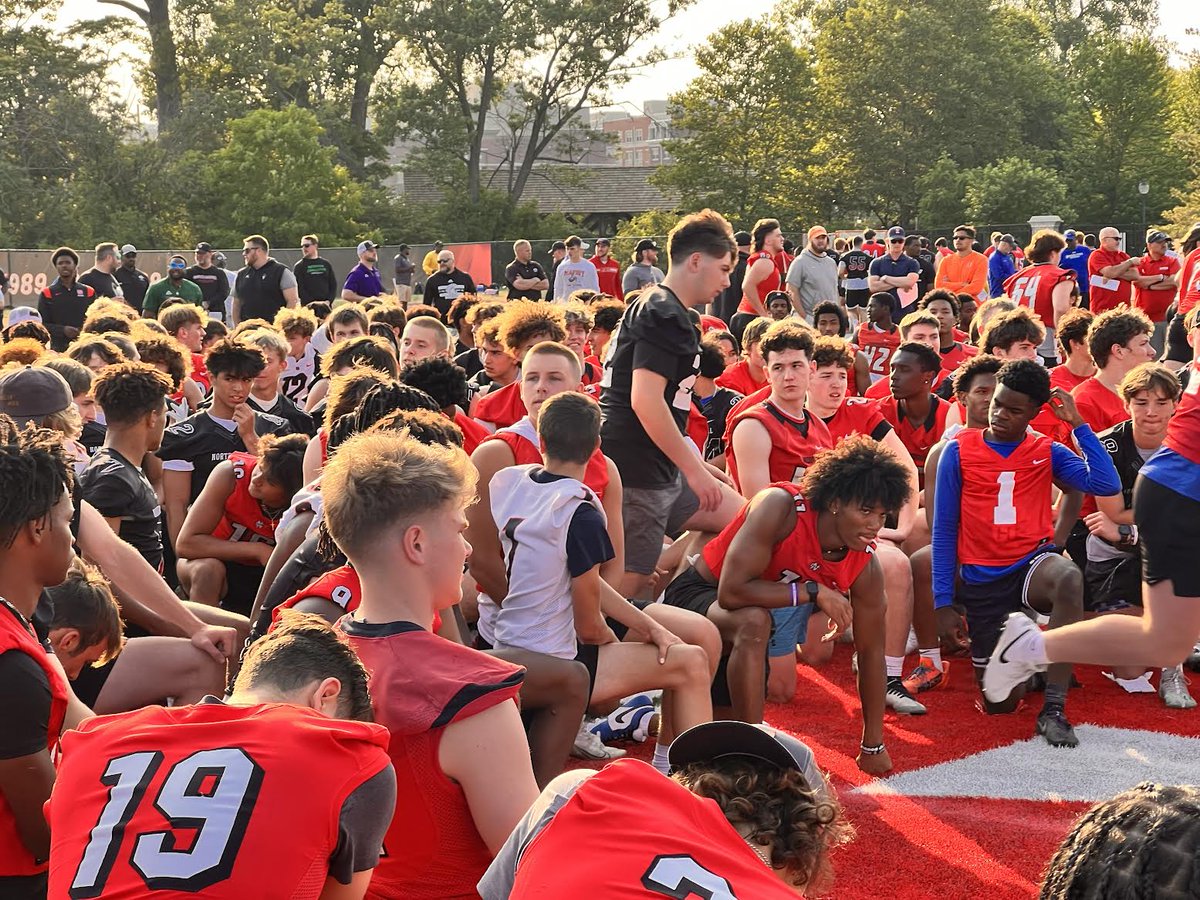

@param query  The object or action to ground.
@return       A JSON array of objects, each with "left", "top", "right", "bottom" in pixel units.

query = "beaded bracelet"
[{"left": 860, "top": 742, "right": 886, "bottom": 755}]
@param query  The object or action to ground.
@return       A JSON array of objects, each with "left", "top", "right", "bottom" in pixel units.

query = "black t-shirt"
[
  {"left": 842, "top": 249, "right": 872, "bottom": 295},
  {"left": 504, "top": 259, "right": 548, "bottom": 301},
  {"left": 78, "top": 267, "right": 120, "bottom": 299},
  {"left": 713, "top": 250, "right": 750, "bottom": 324},
  {"left": 454, "top": 346, "right": 484, "bottom": 379},
  {"left": 80, "top": 419, "right": 107, "bottom": 457},
  {"left": 293, "top": 257, "right": 338, "bottom": 305},
  {"left": 423, "top": 270, "right": 476, "bottom": 318},
  {"left": 78, "top": 447, "right": 164, "bottom": 569},
  {"left": 114, "top": 265, "right": 150, "bottom": 310},
  {"left": 914, "top": 251, "right": 936, "bottom": 304},
  {"left": 248, "top": 393, "right": 315, "bottom": 436},
  {"left": 157, "top": 410, "right": 292, "bottom": 503},
  {"left": 599, "top": 285, "right": 700, "bottom": 488},
  {"left": 0, "top": 602, "right": 50, "bottom": 760},
  {"left": 186, "top": 264, "right": 231, "bottom": 312}
]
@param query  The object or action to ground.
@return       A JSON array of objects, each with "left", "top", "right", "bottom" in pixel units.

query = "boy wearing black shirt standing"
[
  {"left": 599, "top": 209, "right": 740, "bottom": 599},
  {"left": 240, "top": 328, "right": 316, "bottom": 436}
]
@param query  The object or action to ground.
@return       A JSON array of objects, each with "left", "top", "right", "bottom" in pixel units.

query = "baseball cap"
[
  {"left": 357, "top": 240, "right": 378, "bottom": 254},
  {"left": 194, "top": 241, "right": 213, "bottom": 253},
  {"left": 669, "top": 721, "right": 831, "bottom": 803},
  {"left": 634, "top": 239, "right": 660, "bottom": 253},
  {"left": 213, "top": 252, "right": 227, "bottom": 265},
  {"left": 733, "top": 230, "right": 752, "bottom": 246},
  {"left": 120, "top": 244, "right": 138, "bottom": 256},
  {"left": 550, "top": 240, "right": 566, "bottom": 251},
  {"left": 6, "top": 307, "right": 42, "bottom": 328},
  {"left": 0, "top": 366, "right": 73, "bottom": 426},
  {"left": 808, "top": 225, "right": 828, "bottom": 241},
  {"left": 1063, "top": 230, "right": 1077, "bottom": 241},
  {"left": 565, "top": 235, "right": 589, "bottom": 250},
  {"left": 886, "top": 226, "right": 906, "bottom": 241},
  {"left": 1146, "top": 230, "right": 1170, "bottom": 245},
  {"left": 596, "top": 237, "right": 611, "bottom": 246},
  {"left": 1000, "top": 233, "right": 1017, "bottom": 246}
]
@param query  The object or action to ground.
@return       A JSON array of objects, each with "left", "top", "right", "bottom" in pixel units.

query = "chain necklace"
[{"left": 743, "top": 837, "right": 772, "bottom": 868}]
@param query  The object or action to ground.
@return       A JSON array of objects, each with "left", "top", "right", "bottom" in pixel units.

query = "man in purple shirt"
[{"left": 342, "top": 240, "right": 384, "bottom": 302}]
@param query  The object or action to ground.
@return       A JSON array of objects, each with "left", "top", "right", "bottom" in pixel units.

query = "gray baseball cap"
[{"left": 0, "top": 366, "right": 73, "bottom": 426}]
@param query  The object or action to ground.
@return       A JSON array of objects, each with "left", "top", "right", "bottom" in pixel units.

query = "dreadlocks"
[{"left": 0, "top": 416, "right": 74, "bottom": 549}]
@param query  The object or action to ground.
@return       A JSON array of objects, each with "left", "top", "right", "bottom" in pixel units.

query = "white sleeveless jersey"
[
  {"left": 281, "top": 343, "right": 321, "bottom": 405},
  {"left": 488, "top": 464, "right": 606, "bottom": 659}
]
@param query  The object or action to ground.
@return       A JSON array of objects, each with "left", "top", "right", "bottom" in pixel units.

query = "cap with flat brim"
[
  {"left": 668, "top": 721, "right": 830, "bottom": 802},
  {"left": 195, "top": 242, "right": 213, "bottom": 253}
]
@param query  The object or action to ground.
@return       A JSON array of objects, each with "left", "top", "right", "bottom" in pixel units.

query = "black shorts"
[
  {"left": 1163, "top": 312, "right": 1191, "bottom": 365},
  {"left": 1085, "top": 554, "right": 1142, "bottom": 613},
  {"left": 845, "top": 289, "right": 871, "bottom": 308},
  {"left": 221, "top": 561, "right": 265, "bottom": 617},
  {"left": 663, "top": 565, "right": 718, "bottom": 617},
  {"left": 1135, "top": 475, "right": 1200, "bottom": 597},
  {"left": 957, "top": 549, "right": 1058, "bottom": 667}
]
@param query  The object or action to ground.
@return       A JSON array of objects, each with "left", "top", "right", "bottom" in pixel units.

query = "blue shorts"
[{"left": 768, "top": 603, "right": 816, "bottom": 657}]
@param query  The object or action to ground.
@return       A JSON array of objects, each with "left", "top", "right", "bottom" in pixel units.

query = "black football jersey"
[
  {"left": 78, "top": 447, "right": 164, "bottom": 569},
  {"left": 157, "top": 410, "right": 291, "bottom": 502}
]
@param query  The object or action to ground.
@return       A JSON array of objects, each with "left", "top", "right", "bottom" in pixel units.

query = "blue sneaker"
[{"left": 590, "top": 704, "right": 657, "bottom": 743}]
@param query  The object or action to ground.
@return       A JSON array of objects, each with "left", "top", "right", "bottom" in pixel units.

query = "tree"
[
  {"left": 915, "top": 156, "right": 970, "bottom": 231},
  {"left": 1017, "top": 0, "right": 1157, "bottom": 63},
  {"left": 964, "top": 158, "right": 1071, "bottom": 225},
  {"left": 190, "top": 107, "right": 365, "bottom": 247},
  {"left": 652, "top": 17, "right": 818, "bottom": 230},
  {"left": 97, "top": 0, "right": 181, "bottom": 126}
]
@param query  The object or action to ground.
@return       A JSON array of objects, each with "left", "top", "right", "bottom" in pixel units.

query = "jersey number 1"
[
  {"left": 993, "top": 471, "right": 1017, "bottom": 525},
  {"left": 69, "top": 748, "right": 264, "bottom": 898}
]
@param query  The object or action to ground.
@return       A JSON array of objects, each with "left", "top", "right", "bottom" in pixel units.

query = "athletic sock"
[
  {"left": 920, "top": 648, "right": 943, "bottom": 670},
  {"left": 1042, "top": 684, "right": 1067, "bottom": 716},
  {"left": 885, "top": 655, "right": 904, "bottom": 678},
  {"left": 652, "top": 743, "right": 671, "bottom": 775}
]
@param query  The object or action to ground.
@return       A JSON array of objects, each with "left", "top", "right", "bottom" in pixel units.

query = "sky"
[{"left": 56, "top": 0, "right": 1200, "bottom": 114}]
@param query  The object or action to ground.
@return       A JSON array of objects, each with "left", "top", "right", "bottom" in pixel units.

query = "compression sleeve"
[
  {"left": 1051, "top": 425, "right": 1122, "bottom": 497},
  {"left": 931, "top": 439, "right": 962, "bottom": 608}
]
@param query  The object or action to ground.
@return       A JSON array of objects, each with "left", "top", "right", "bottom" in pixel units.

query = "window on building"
[{"left": 634, "top": 128, "right": 643, "bottom": 142}]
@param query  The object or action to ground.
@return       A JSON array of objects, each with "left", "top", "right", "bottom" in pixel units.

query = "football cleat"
[
  {"left": 902, "top": 657, "right": 949, "bottom": 694},
  {"left": 1036, "top": 709, "right": 1079, "bottom": 748},
  {"left": 885, "top": 677, "right": 927, "bottom": 715}
]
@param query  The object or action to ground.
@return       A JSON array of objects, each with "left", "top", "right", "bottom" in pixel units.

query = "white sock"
[
  {"left": 885, "top": 655, "right": 904, "bottom": 678},
  {"left": 920, "top": 648, "right": 943, "bottom": 669},
  {"left": 652, "top": 743, "right": 671, "bottom": 775}
]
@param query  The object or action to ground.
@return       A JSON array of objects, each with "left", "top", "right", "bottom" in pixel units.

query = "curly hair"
[
  {"left": 810, "top": 336, "right": 855, "bottom": 370},
  {"left": 0, "top": 337, "right": 50, "bottom": 368},
  {"left": 465, "top": 300, "right": 506, "bottom": 330},
  {"left": 230, "top": 318, "right": 274, "bottom": 339},
  {"left": 1026, "top": 228, "right": 1066, "bottom": 264},
  {"left": 321, "top": 335, "right": 399, "bottom": 379},
  {"left": 673, "top": 756, "right": 853, "bottom": 893},
  {"left": 919, "top": 288, "right": 960, "bottom": 316},
  {"left": 257, "top": 433, "right": 308, "bottom": 502},
  {"left": 0, "top": 417, "right": 73, "bottom": 549},
  {"left": 326, "top": 382, "right": 439, "bottom": 456},
  {"left": 204, "top": 339, "right": 265, "bottom": 379},
  {"left": 274, "top": 306, "right": 318, "bottom": 338},
  {"left": 1039, "top": 782, "right": 1200, "bottom": 900},
  {"left": 698, "top": 336, "right": 728, "bottom": 379},
  {"left": 46, "top": 559, "right": 124, "bottom": 668},
  {"left": 566, "top": 289, "right": 604, "bottom": 306},
  {"left": 496, "top": 300, "right": 567, "bottom": 356},
  {"left": 996, "top": 358, "right": 1051, "bottom": 408},
  {"left": 759, "top": 319, "right": 814, "bottom": 361},
  {"left": 981, "top": 307, "right": 1046, "bottom": 355},
  {"left": 92, "top": 362, "right": 174, "bottom": 427},
  {"left": 405, "top": 303, "right": 442, "bottom": 322},
  {"left": 326, "top": 370, "right": 394, "bottom": 427},
  {"left": 81, "top": 313, "right": 132, "bottom": 336},
  {"left": 802, "top": 434, "right": 912, "bottom": 515},
  {"left": 562, "top": 301, "right": 595, "bottom": 332},
  {"left": 401, "top": 357, "right": 470, "bottom": 411},
  {"left": 446, "top": 294, "right": 479, "bottom": 332},
  {"left": 5, "top": 321, "right": 51, "bottom": 345},
  {"left": 812, "top": 301, "right": 849, "bottom": 337},
  {"left": 590, "top": 299, "right": 626, "bottom": 333},
  {"left": 953, "top": 352, "right": 1003, "bottom": 396},
  {"left": 370, "top": 407, "right": 463, "bottom": 448},
  {"left": 1087, "top": 307, "right": 1153, "bottom": 369},
  {"left": 135, "top": 335, "right": 192, "bottom": 391},
  {"left": 67, "top": 337, "right": 125, "bottom": 368}
]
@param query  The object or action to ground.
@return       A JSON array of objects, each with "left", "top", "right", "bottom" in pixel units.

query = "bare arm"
[
  {"left": 283, "top": 285, "right": 299, "bottom": 309},
  {"left": 740, "top": 259, "right": 772, "bottom": 316},
  {"left": 1051, "top": 280, "right": 1074, "bottom": 328},
  {"left": 466, "top": 440, "right": 516, "bottom": 603},
  {"left": 1095, "top": 491, "right": 1133, "bottom": 525},
  {"left": 728, "top": 418, "right": 773, "bottom": 499},
  {"left": 320, "top": 870, "right": 373, "bottom": 900},
  {"left": 304, "top": 378, "right": 330, "bottom": 413},
  {"left": 716, "top": 489, "right": 796, "bottom": 611},
  {"left": 176, "top": 463, "right": 270, "bottom": 564},
  {"left": 162, "top": 468, "right": 192, "bottom": 551},
  {"left": 570, "top": 566, "right": 619, "bottom": 644},
  {"left": 302, "top": 434, "right": 324, "bottom": 483},
  {"left": 0, "top": 751, "right": 55, "bottom": 861},
  {"left": 598, "top": 459, "right": 625, "bottom": 586},
  {"left": 877, "top": 428, "right": 918, "bottom": 542},
  {"left": 851, "top": 556, "right": 889, "bottom": 760}
]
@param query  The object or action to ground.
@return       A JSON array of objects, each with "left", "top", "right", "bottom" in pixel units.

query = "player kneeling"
[
  {"left": 47, "top": 612, "right": 396, "bottom": 899},
  {"left": 479, "top": 720, "right": 853, "bottom": 898}
]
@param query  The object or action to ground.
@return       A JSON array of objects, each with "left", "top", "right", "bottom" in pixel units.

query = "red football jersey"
[
  {"left": 954, "top": 428, "right": 1055, "bottom": 565},
  {"left": 484, "top": 416, "right": 610, "bottom": 500},
  {"left": 940, "top": 340, "right": 978, "bottom": 373},
  {"left": 190, "top": 353, "right": 211, "bottom": 394},
  {"left": 473, "top": 380, "right": 525, "bottom": 430},
  {"left": 1179, "top": 246, "right": 1200, "bottom": 317},
  {"left": 1049, "top": 364, "right": 1091, "bottom": 393},
  {"left": 212, "top": 453, "right": 278, "bottom": 544},
  {"left": 856, "top": 323, "right": 901, "bottom": 382},
  {"left": 0, "top": 605, "right": 68, "bottom": 878},
  {"left": 703, "top": 482, "right": 874, "bottom": 590},
  {"left": 508, "top": 759, "right": 799, "bottom": 898},
  {"left": 686, "top": 401, "right": 709, "bottom": 455},
  {"left": 452, "top": 408, "right": 489, "bottom": 454},
  {"left": 876, "top": 396, "right": 949, "bottom": 478},
  {"left": 1166, "top": 361, "right": 1200, "bottom": 465},
  {"left": 725, "top": 400, "right": 834, "bottom": 493},
  {"left": 1003, "top": 264, "right": 1074, "bottom": 330},
  {"left": 819, "top": 396, "right": 892, "bottom": 443},
  {"left": 341, "top": 621, "right": 524, "bottom": 899},
  {"left": 47, "top": 703, "right": 391, "bottom": 899},
  {"left": 715, "top": 359, "right": 766, "bottom": 396},
  {"left": 274, "top": 565, "right": 442, "bottom": 634},
  {"left": 737, "top": 251, "right": 782, "bottom": 315},
  {"left": 1072, "top": 378, "right": 1128, "bottom": 433}
]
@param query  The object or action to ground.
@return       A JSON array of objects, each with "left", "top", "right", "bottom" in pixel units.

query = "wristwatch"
[
  {"left": 805, "top": 581, "right": 819, "bottom": 603},
  {"left": 1117, "top": 524, "right": 1134, "bottom": 546}
]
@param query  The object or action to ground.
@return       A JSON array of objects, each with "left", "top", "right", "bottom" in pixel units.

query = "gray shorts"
[{"left": 622, "top": 474, "right": 700, "bottom": 575}]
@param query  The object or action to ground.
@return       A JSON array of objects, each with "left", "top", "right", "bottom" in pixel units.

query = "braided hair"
[
  {"left": 0, "top": 416, "right": 74, "bottom": 549},
  {"left": 325, "top": 382, "right": 439, "bottom": 458},
  {"left": 1040, "top": 782, "right": 1200, "bottom": 899}
]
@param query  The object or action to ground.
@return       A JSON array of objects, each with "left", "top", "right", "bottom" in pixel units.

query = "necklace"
[{"left": 743, "top": 837, "right": 772, "bottom": 868}]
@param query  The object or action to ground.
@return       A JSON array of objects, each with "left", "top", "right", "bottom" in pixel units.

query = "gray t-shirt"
[
  {"left": 622, "top": 262, "right": 665, "bottom": 295},
  {"left": 552, "top": 259, "right": 600, "bottom": 301},
  {"left": 785, "top": 248, "right": 839, "bottom": 318}
]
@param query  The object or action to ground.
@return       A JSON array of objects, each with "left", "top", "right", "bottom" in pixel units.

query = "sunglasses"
[
  {"left": 953, "top": 235, "right": 970, "bottom": 241},
  {"left": 242, "top": 248, "right": 256, "bottom": 255},
  {"left": 889, "top": 239, "right": 904, "bottom": 244},
  {"left": 301, "top": 243, "right": 314, "bottom": 249}
]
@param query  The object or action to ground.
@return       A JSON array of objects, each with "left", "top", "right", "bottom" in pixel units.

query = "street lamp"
[{"left": 1139, "top": 180, "right": 1150, "bottom": 252}]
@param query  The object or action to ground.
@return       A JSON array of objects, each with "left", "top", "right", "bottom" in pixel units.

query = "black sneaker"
[
  {"left": 885, "top": 677, "right": 927, "bottom": 715},
  {"left": 1036, "top": 710, "right": 1079, "bottom": 748}
]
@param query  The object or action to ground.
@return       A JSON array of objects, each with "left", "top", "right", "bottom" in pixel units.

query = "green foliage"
[
  {"left": 964, "top": 158, "right": 1071, "bottom": 224},
  {"left": 610, "top": 209, "right": 678, "bottom": 266},
  {"left": 915, "top": 157, "right": 970, "bottom": 231}
]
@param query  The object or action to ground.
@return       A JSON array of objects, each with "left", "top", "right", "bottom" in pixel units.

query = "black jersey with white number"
[
  {"left": 248, "top": 393, "right": 315, "bottom": 436},
  {"left": 157, "top": 410, "right": 291, "bottom": 502},
  {"left": 80, "top": 420, "right": 107, "bottom": 457},
  {"left": 78, "top": 447, "right": 164, "bottom": 569}
]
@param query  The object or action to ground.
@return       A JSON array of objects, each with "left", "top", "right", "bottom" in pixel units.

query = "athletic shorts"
[
  {"left": 221, "top": 561, "right": 265, "bottom": 618},
  {"left": 1085, "top": 554, "right": 1141, "bottom": 613},
  {"left": 957, "top": 549, "right": 1058, "bottom": 668},
  {"left": 1135, "top": 475, "right": 1200, "bottom": 597},
  {"left": 663, "top": 565, "right": 718, "bottom": 616},
  {"left": 1163, "top": 312, "right": 1192, "bottom": 365},
  {"left": 845, "top": 289, "right": 871, "bottom": 308},
  {"left": 622, "top": 474, "right": 700, "bottom": 576},
  {"left": 768, "top": 604, "right": 816, "bottom": 657}
]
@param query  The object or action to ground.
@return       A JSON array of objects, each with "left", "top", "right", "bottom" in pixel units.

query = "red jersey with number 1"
[
  {"left": 47, "top": 702, "right": 391, "bottom": 899},
  {"left": 954, "top": 428, "right": 1055, "bottom": 565},
  {"left": 702, "top": 481, "right": 874, "bottom": 590},
  {"left": 856, "top": 323, "right": 901, "bottom": 382},
  {"left": 1003, "top": 264, "right": 1074, "bottom": 329},
  {"left": 212, "top": 453, "right": 278, "bottom": 544},
  {"left": 725, "top": 400, "right": 833, "bottom": 494},
  {"left": 737, "top": 251, "right": 782, "bottom": 315}
]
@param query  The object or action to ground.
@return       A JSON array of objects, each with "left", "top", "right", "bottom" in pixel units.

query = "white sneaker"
[
  {"left": 885, "top": 677, "right": 927, "bottom": 715},
  {"left": 1159, "top": 665, "right": 1197, "bottom": 709},
  {"left": 571, "top": 719, "right": 626, "bottom": 760},
  {"left": 982, "top": 613, "right": 1047, "bottom": 703}
]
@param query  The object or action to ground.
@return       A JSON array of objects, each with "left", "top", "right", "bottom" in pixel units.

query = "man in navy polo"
[
  {"left": 1059, "top": 229, "right": 1092, "bottom": 309},
  {"left": 987, "top": 233, "right": 1019, "bottom": 298},
  {"left": 867, "top": 226, "right": 921, "bottom": 317},
  {"left": 342, "top": 240, "right": 384, "bottom": 302}
]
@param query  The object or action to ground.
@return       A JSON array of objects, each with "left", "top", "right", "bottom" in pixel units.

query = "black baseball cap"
[
  {"left": 669, "top": 721, "right": 831, "bottom": 802},
  {"left": 886, "top": 226, "right": 906, "bottom": 241},
  {"left": 733, "top": 230, "right": 752, "bottom": 246},
  {"left": 1146, "top": 230, "right": 1170, "bottom": 245},
  {"left": 1000, "top": 233, "right": 1017, "bottom": 246},
  {"left": 550, "top": 240, "right": 566, "bottom": 251},
  {"left": 195, "top": 241, "right": 213, "bottom": 253},
  {"left": 596, "top": 237, "right": 611, "bottom": 246},
  {"left": 634, "top": 239, "right": 660, "bottom": 253}
]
